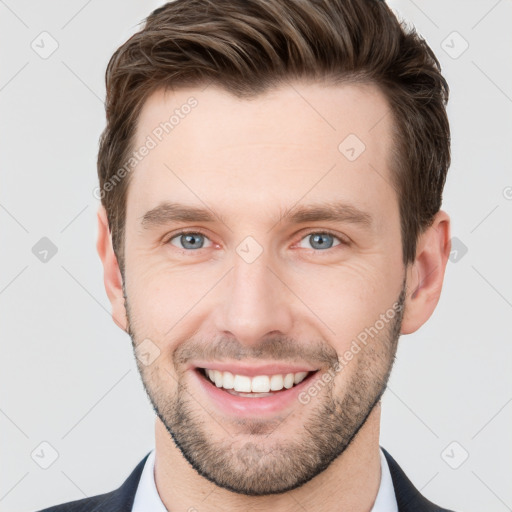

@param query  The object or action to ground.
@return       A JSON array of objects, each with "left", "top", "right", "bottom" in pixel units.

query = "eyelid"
[{"left": 297, "top": 228, "right": 349, "bottom": 242}]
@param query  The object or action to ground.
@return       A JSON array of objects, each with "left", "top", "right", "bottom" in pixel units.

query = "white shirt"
[{"left": 132, "top": 447, "right": 398, "bottom": 511}]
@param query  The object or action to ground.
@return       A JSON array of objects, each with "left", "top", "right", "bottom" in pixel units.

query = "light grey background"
[{"left": 1, "top": 1, "right": 511, "bottom": 511}]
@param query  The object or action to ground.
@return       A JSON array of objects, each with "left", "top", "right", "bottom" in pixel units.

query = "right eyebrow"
[{"left": 140, "top": 202, "right": 224, "bottom": 229}]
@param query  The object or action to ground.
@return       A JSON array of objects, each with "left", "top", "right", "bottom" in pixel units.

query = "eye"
[
  {"left": 167, "top": 231, "right": 213, "bottom": 250},
  {"left": 297, "top": 231, "right": 345, "bottom": 251},
  {"left": 165, "top": 230, "right": 347, "bottom": 253}
]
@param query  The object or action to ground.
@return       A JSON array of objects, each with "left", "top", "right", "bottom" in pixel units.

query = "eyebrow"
[
  {"left": 280, "top": 202, "right": 373, "bottom": 228},
  {"left": 140, "top": 202, "right": 222, "bottom": 227},
  {"left": 140, "top": 201, "right": 373, "bottom": 230}
]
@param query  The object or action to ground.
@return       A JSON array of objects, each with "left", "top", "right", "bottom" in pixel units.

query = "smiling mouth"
[{"left": 196, "top": 367, "right": 319, "bottom": 398}]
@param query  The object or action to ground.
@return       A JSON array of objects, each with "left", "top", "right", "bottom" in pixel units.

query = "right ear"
[{"left": 96, "top": 205, "right": 128, "bottom": 332}]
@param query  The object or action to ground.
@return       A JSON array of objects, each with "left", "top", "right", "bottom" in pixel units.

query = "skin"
[{"left": 97, "top": 81, "right": 451, "bottom": 511}]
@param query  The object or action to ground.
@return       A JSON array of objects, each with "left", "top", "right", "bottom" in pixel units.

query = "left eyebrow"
[{"left": 277, "top": 201, "right": 374, "bottom": 229}]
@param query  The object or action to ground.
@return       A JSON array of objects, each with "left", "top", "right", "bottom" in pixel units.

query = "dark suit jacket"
[{"left": 35, "top": 446, "right": 456, "bottom": 511}]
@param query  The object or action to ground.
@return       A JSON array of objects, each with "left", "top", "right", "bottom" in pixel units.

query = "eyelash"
[{"left": 164, "top": 229, "right": 349, "bottom": 254}]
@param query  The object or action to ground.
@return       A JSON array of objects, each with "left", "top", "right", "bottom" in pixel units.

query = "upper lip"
[{"left": 191, "top": 361, "right": 319, "bottom": 377}]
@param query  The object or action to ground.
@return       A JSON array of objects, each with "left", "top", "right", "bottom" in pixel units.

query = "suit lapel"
[
  {"left": 89, "top": 452, "right": 151, "bottom": 512},
  {"left": 381, "top": 446, "right": 455, "bottom": 512}
]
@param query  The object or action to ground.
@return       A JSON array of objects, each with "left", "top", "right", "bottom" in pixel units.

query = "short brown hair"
[{"left": 97, "top": 0, "right": 450, "bottom": 275}]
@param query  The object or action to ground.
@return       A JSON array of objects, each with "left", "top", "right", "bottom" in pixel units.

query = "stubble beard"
[{"left": 124, "top": 279, "right": 406, "bottom": 496}]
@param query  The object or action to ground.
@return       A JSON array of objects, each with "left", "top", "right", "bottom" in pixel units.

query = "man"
[{"left": 38, "top": 0, "right": 456, "bottom": 510}]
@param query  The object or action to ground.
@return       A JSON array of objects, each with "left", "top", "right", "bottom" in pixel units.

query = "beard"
[{"left": 125, "top": 276, "right": 406, "bottom": 496}]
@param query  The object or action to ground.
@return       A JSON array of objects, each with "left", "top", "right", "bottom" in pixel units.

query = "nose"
[{"left": 213, "top": 251, "right": 294, "bottom": 347}]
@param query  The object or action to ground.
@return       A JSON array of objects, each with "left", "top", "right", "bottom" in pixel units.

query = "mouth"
[
  {"left": 192, "top": 366, "right": 321, "bottom": 416},
  {"left": 196, "top": 367, "right": 318, "bottom": 396}
]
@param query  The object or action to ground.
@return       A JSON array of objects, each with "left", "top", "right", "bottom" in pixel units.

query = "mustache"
[{"left": 173, "top": 335, "right": 339, "bottom": 370}]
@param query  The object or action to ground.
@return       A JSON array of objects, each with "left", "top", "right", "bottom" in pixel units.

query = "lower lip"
[{"left": 192, "top": 368, "right": 320, "bottom": 417}]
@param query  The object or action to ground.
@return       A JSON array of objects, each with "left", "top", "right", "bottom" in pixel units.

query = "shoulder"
[
  {"left": 33, "top": 453, "right": 150, "bottom": 512},
  {"left": 35, "top": 491, "right": 116, "bottom": 512}
]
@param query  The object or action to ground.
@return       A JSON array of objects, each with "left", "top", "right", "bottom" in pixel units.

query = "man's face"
[{"left": 122, "top": 82, "right": 407, "bottom": 495}]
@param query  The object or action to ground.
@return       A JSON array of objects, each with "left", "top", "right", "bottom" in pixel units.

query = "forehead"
[{"left": 127, "top": 81, "right": 395, "bottom": 225}]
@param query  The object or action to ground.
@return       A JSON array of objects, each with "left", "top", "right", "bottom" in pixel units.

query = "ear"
[
  {"left": 401, "top": 210, "right": 451, "bottom": 335},
  {"left": 96, "top": 205, "right": 128, "bottom": 332}
]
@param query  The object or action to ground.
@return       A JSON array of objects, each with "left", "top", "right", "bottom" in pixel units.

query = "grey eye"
[
  {"left": 169, "top": 232, "right": 212, "bottom": 250},
  {"left": 298, "top": 232, "right": 341, "bottom": 251}
]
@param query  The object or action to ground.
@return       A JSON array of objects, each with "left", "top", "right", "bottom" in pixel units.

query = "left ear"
[{"left": 401, "top": 210, "right": 451, "bottom": 335}]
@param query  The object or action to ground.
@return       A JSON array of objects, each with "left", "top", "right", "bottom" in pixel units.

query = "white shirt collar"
[
  {"left": 372, "top": 447, "right": 399, "bottom": 511},
  {"left": 132, "top": 447, "right": 398, "bottom": 512},
  {"left": 131, "top": 449, "right": 167, "bottom": 512}
]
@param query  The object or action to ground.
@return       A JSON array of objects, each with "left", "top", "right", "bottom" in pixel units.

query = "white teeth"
[
  {"left": 222, "top": 371, "right": 234, "bottom": 389},
  {"left": 270, "top": 374, "right": 284, "bottom": 391},
  {"left": 284, "top": 373, "right": 295, "bottom": 389},
  {"left": 203, "top": 368, "right": 311, "bottom": 393},
  {"left": 214, "top": 370, "right": 223, "bottom": 387},
  {"left": 294, "top": 371, "right": 308, "bottom": 384},
  {"left": 233, "top": 375, "right": 252, "bottom": 392},
  {"left": 251, "top": 375, "right": 270, "bottom": 393}
]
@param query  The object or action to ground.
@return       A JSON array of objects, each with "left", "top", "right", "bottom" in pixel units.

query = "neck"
[{"left": 153, "top": 403, "right": 382, "bottom": 512}]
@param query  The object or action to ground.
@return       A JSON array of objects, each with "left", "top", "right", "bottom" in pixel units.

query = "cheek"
[
  {"left": 126, "top": 261, "right": 213, "bottom": 338},
  {"left": 288, "top": 260, "right": 397, "bottom": 339}
]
